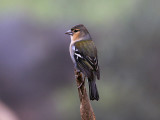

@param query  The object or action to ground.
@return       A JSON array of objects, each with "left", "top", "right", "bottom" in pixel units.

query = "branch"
[{"left": 75, "top": 70, "right": 96, "bottom": 120}]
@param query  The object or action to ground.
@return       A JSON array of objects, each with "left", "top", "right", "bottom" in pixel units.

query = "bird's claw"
[{"left": 78, "top": 80, "right": 85, "bottom": 89}]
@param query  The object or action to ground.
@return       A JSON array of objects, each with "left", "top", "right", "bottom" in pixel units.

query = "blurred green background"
[{"left": 0, "top": 0, "right": 160, "bottom": 120}]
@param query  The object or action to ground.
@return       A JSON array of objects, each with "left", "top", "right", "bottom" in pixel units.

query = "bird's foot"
[{"left": 77, "top": 81, "right": 84, "bottom": 89}]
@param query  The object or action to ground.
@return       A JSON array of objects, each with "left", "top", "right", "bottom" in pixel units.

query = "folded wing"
[{"left": 74, "top": 40, "right": 100, "bottom": 79}]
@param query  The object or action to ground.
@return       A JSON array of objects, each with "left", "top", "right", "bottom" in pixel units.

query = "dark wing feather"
[{"left": 74, "top": 40, "right": 100, "bottom": 79}]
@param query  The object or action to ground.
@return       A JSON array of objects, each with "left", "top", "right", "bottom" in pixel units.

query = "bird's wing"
[{"left": 74, "top": 40, "right": 100, "bottom": 79}]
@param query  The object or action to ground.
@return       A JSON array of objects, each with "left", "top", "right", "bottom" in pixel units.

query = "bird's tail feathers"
[{"left": 88, "top": 78, "right": 99, "bottom": 101}]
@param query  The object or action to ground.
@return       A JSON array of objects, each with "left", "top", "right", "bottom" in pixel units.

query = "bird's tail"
[{"left": 88, "top": 78, "right": 99, "bottom": 101}]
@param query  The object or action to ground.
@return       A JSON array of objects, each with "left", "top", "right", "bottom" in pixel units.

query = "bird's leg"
[
  {"left": 74, "top": 67, "right": 81, "bottom": 79},
  {"left": 74, "top": 70, "right": 85, "bottom": 89},
  {"left": 77, "top": 80, "right": 84, "bottom": 89},
  {"left": 77, "top": 75, "right": 85, "bottom": 89},
  {"left": 75, "top": 70, "right": 80, "bottom": 78}
]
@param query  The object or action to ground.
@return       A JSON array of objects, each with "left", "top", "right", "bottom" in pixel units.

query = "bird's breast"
[{"left": 69, "top": 43, "right": 76, "bottom": 64}]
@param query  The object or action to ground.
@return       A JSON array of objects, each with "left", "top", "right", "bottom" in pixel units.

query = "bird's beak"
[{"left": 65, "top": 30, "right": 73, "bottom": 35}]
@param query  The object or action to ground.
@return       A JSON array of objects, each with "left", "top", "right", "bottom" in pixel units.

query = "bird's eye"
[{"left": 74, "top": 29, "right": 79, "bottom": 32}]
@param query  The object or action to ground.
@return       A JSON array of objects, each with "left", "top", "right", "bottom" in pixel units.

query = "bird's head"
[{"left": 65, "top": 24, "right": 91, "bottom": 41}]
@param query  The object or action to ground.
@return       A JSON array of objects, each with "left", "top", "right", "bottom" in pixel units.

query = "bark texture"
[{"left": 75, "top": 70, "right": 96, "bottom": 120}]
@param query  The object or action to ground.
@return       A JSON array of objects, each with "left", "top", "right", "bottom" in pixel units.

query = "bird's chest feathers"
[{"left": 69, "top": 43, "right": 76, "bottom": 63}]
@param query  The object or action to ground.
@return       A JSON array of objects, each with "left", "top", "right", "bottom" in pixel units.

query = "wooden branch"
[{"left": 75, "top": 70, "right": 96, "bottom": 120}]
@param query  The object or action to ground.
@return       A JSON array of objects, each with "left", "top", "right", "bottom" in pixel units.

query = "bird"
[{"left": 65, "top": 24, "right": 100, "bottom": 101}]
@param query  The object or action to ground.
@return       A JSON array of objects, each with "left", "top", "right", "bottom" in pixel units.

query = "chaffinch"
[{"left": 65, "top": 24, "right": 100, "bottom": 101}]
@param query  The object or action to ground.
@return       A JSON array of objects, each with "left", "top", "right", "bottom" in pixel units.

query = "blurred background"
[{"left": 0, "top": 0, "right": 160, "bottom": 120}]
